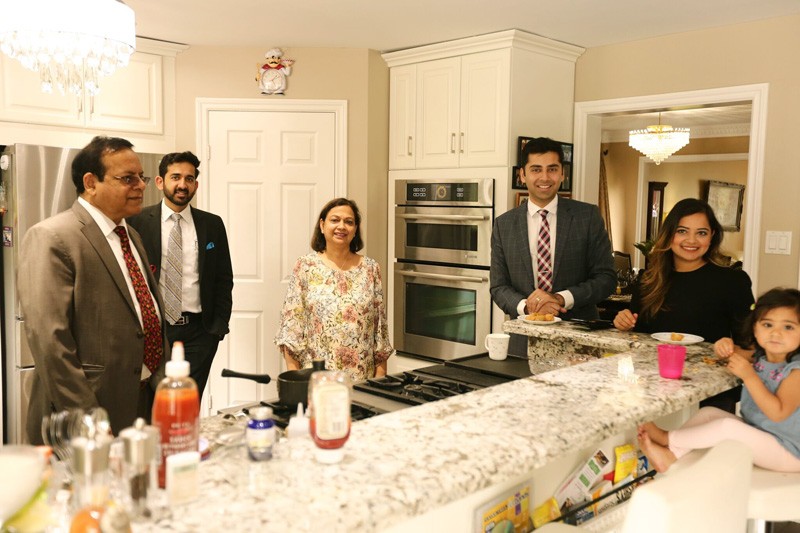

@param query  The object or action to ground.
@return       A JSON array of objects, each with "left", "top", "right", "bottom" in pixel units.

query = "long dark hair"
[
  {"left": 742, "top": 288, "right": 800, "bottom": 363},
  {"left": 310, "top": 198, "right": 363, "bottom": 253},
  {"left": 639, "top": 198, "right": 725, "bottom": 319}
]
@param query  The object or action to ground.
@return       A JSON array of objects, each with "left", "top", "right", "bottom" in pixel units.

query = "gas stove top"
[
  {"left": 353, "top": 364, "right": 512, "bottom": 406},
  {"left": 218, "top": 358, "right": 525, "bottom": 426}
]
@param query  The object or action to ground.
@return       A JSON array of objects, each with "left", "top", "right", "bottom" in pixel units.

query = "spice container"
[
  {"left": 246, "top": 406, "right": 276, "bottom": 461},
  {"left": 70, "top": 435, "right": 113, "bottom": 532},
  {"left": 308, "top": 370, "right": 352, "bottom": 464},
  {"left": 119, "top": 418, "right": 159, "bottom": 521}
]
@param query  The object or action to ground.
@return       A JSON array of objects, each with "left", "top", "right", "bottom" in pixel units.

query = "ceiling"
[
  {"left": 126, "top": 0, "right": 800, "bottom": 52},
  {"left": 600, "top": 104, "right": 753, "bottom": 142}
]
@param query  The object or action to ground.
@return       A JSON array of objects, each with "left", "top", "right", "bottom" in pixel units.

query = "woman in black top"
[{"left": 614, "top": 198, "right": 754, "bottom": 411}]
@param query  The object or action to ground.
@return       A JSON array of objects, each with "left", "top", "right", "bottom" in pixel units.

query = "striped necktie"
[
  {"left": 163, "top": 213, "right": 183, "bottom": 325},
  {"left": 114, "top": 226, "right": 163, "bottom": 373},
  {"left": 536, "top": 209, "right": 553, "bottom": 292}
]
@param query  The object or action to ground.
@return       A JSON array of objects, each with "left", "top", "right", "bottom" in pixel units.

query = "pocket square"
[
  {"left": 206, "top": 242, "right": 215, "bottom": 250},
  {"left": 150, "top": 264, "right": 156, "bottom": 274}
]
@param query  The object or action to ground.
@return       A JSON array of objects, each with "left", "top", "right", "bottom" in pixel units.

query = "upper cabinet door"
[
  {"left": 86, "top": 51, "right": 164, "bottom": 134},
  {"left": 388, "top": 65, "right": 416, "bottom": 170},
  {"left": 0, "top": 54, "right": 82, "bottom": 127},
  {"left": 415, "top": 57, "right": 460, "bottom": 169},
  {"left": 459, "top": 49, "right": 511, "bottom": 168}
]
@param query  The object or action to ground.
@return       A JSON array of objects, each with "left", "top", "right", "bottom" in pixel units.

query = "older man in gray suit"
[
  {"left": 491, "top": 137, "right": 616, "bottom": 356},
  {"left": 19, "top": 136, "right": 169, "bottom": 444}
]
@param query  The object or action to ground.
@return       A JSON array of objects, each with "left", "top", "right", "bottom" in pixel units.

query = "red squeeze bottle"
[{"left": 151, "top": 342, "right": 199, "bottom": 488}]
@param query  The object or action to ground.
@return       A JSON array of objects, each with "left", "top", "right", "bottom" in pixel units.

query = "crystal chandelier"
[
  {"left": 0, "top": 0, "right": 136, "bottom": 97},
  {"left": 629, "top": 113, "right": 690, "bottom": 165}
]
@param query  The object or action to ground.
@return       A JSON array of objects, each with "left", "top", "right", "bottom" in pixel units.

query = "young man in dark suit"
[
  {"left": 128, "top": 152, "right": 233, "bottom": 398},
  {"left": 490, "top": 137, "right": 616, "bottom": 356}
]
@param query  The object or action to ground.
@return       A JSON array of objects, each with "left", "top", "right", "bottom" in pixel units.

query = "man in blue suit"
[
  {"left": 491, "top": 137, "right": 616, "bottom": 355},
  {"left": 128, "top": 152, "right": 233, "bottom": 398}
]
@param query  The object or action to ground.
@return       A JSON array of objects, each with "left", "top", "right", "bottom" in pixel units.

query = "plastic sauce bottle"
[
  {"left": 308, "top": 370, "right": 352, "bottom": 464},
  {"left": 152, "top": 342, "right": 199, "bottom": 488},
  {"left": 246, "top": 406, "right": 276, "bottom": 461}
]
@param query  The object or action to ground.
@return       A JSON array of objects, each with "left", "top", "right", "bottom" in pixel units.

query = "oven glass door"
[
  {"left": 395, "top": 206, "right": 491, "bottom": 267},
  {"left": 394, "top": 263, "right": 491, "bottom": 360}
]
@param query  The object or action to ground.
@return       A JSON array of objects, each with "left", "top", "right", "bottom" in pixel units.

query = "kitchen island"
[{"left": 137, "top": 322, "right": 738, "bottom": 532}]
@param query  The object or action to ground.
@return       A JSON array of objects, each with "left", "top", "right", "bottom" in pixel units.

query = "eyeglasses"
[{"left": 110, "top": 175, "right": 152, "bottom": 186}]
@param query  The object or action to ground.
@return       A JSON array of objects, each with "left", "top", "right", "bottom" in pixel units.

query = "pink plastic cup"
[{"left": 657, "top": 344, "right": 687, "bottom": 379}]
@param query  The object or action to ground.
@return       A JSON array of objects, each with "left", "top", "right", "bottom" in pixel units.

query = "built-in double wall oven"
[{"left": 394, "top": 178, "right": 493, "bottom": 360}]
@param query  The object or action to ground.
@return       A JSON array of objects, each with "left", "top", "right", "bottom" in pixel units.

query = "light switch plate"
[{"left": 765, "top": 231, "right": 792, "bottom": 255}]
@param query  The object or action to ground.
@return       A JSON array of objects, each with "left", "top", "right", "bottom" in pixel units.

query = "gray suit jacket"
[
  {"left": 19, "top": 201, "right": 169, "bottom": 443},
  {"left": 490, "top": 198, "right": 616, "bottom": 354}
]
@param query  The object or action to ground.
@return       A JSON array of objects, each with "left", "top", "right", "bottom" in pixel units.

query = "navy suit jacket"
[
  {"left": 490, "top": 198, "right": 616, "bottom": 354},
  {"left": 128, "top": 204, "right": 234, "bottom": 337}
]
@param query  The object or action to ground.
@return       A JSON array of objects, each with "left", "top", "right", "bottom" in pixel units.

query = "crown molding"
[{"left": 382, "top": 29, "right": 583, "bottom": 67}]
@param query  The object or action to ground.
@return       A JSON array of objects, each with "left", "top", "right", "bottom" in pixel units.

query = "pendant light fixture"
[
  {"left": 0, "top": 0, "right": 136, "bottom": 97},
  {"left": 629, "top": 113, "right": 690, "bottom": 165}
]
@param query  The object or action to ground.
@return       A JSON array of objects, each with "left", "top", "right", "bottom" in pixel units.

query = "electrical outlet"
[{"left": 765, "top": 231, "right": 792, "bottom": 255}]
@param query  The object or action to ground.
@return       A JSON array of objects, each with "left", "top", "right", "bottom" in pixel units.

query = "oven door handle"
[
  {"left": 396, "top": 270, "right": 488, "bottom": 284},
  {"left": 396, "top": 214, "right": 488, "bottom": 221}
]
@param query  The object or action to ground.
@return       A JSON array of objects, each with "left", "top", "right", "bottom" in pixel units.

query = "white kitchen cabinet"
[
  {"left": 0, "top": 38, "right": 185, "bottom": 138},
  {"left": 388, "top": 50, "right": 510, "bottom": 170},
  {"left": 388, "top": 65, "right": 416, "bottom": 169},
  {"left": 385, "top": 31, "right": 582, "bottom": 173},
  {"left": 0, "top": 51, "right": 162, "bottom": 134}
]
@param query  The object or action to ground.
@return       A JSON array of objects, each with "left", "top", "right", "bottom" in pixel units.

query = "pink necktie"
[
  {"left": 114, "top": 226, "right": 163, "bottom": 374},
  {"left": 536, "top": 210, "right": 553, "bottom": 292}
]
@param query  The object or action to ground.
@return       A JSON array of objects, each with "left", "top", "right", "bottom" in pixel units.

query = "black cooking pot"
[{"left": 221, "top": 359, "right": 325, "bottom": 407}]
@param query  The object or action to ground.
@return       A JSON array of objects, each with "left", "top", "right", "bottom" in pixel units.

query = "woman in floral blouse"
[{"left": 274, "top": 198, "right": 394, "bottom": 382}]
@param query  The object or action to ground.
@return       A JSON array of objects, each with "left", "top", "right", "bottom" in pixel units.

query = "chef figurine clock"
[{"left": 257, "top": 48, "right": 295, "bottom": 95}]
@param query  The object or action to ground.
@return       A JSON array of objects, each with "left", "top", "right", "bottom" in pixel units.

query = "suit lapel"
[
  {"left": 554, "top": 199, "right": 572, "bottom": 278},
  {"left": 73, "top": 202, "right": 139, "bottom": 318},
  {"left": 511, "top": 205, "right": 534, "bottom": 286},
  {"left": 192, "top": 207, "right": 207, "bottom": 278}
]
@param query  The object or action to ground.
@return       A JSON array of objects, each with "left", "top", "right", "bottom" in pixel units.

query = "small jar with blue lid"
[{"left": 246, "top": 406, "right": 275, "bottom": 461}]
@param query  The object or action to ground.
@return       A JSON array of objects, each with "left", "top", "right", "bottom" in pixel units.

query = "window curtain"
[{"left": 598, "top": 150, "right": 613, "bottom": 249}]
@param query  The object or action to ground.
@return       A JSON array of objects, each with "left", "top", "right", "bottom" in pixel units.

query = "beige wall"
[
  {"left": 578, "top": 14, "right": 800, "bottom": 292},
  {"left": 604, "top": 137, "right": 749, "bottom": 262},
  {"left": 174, "top": 46, "right": 389, "bottom": 267}
]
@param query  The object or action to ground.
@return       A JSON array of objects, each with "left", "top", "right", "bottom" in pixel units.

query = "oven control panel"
[{"left": 397, "top": 178, "right": 493, "bottom": 207}]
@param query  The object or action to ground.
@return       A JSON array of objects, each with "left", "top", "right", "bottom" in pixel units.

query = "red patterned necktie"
[
  {"left": 114, "top": 226, "right": 163, "bottom": 374},
  {"left": 536, "top": 210, "right": 553, "bottom": 292}
]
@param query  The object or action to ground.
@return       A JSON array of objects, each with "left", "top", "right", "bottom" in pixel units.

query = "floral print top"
[{"left": 274, "top": 252, "right": 394, "bottom": 382}]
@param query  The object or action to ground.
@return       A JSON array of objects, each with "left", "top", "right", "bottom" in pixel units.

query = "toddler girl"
[{"left": 638, "top": 287, "right": 800, "bottom": 473}]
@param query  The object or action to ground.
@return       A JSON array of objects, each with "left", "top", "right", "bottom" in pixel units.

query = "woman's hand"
[
  {"left": 714, "top": 337, "right": 736, "bottom": 360},
  {"left": 281, "top": 346, "right": 300, "bottom": 371},
  {"left": 726, "top": 352, "right": 756, "bottom": 381},
  {"left": 375, "top": 360, "right": 388, "bottom": 378},
  {"left": 613, "top": 309, "right": 638, "bottom": 331}
]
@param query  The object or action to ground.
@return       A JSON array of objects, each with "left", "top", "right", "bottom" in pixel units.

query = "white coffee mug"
[{"left": 485, "top": 333, "right": 510, "bottom": 361}]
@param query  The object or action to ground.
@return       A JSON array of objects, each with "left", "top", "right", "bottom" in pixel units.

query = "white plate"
[
  {"left": 651, "top": 332, "right": 704, "bottom": 345},
  {"left": 517, "top": 315, "right": 562, "bottom": 325}
]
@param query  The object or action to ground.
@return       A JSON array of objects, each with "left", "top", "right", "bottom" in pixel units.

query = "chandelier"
[
  {"left": 629, "top": 113, "right": 690, "bottom": 165},
  {"left": 0, "top": 0, "right": 136, "bottom": 97}
]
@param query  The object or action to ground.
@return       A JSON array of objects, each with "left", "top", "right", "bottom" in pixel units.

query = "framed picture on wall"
[
  {"left": 511, "top": 166, "right": 526, "bottom": 190},
  {"left": 515, "top": 192, "right": 529, "bottom": 206},
  {"left": 706, "top": 180, "right": 745, "bottom": 231},
  {"left": 517, "top": 137, "right": 573, "bottom": 192}
]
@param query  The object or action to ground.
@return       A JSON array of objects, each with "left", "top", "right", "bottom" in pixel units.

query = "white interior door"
[{"left": 204, "top": 110, "right": 336, "bottom": 414}]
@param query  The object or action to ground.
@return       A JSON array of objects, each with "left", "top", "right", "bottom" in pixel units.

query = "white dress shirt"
[
  {"left": 159, "top": 201, "right": 201, "bottom": 313},
  {"left": 78, "top": 197, "right": 160, "bottom": 378},
  {"left": 516, "top": 195, "right": 575, "bottom": 316}
]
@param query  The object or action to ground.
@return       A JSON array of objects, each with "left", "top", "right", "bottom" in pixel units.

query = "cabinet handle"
[
  {"left": 451, "top": 133, "right": 456, "bottom": 153},
  {"left": 90, "top": 96, "right": 94, "bottom": 117},
  {"left": 77, "top": 95, "right": 82, "bottom": 115},
  {"left": 460, "top": 132, "right": 464, "bottom": 153},
  {"left": 407, "top": 136, "right": 413, "bottom": 156}
]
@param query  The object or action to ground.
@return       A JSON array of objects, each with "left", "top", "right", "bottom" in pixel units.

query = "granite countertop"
[{"left": 136, "top": 324, "right": 737, "bottom": 532}]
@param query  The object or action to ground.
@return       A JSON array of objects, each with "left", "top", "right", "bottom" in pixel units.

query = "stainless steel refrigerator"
[{"left": 1, "top": 143, "right": 164, "bottom": 444}]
